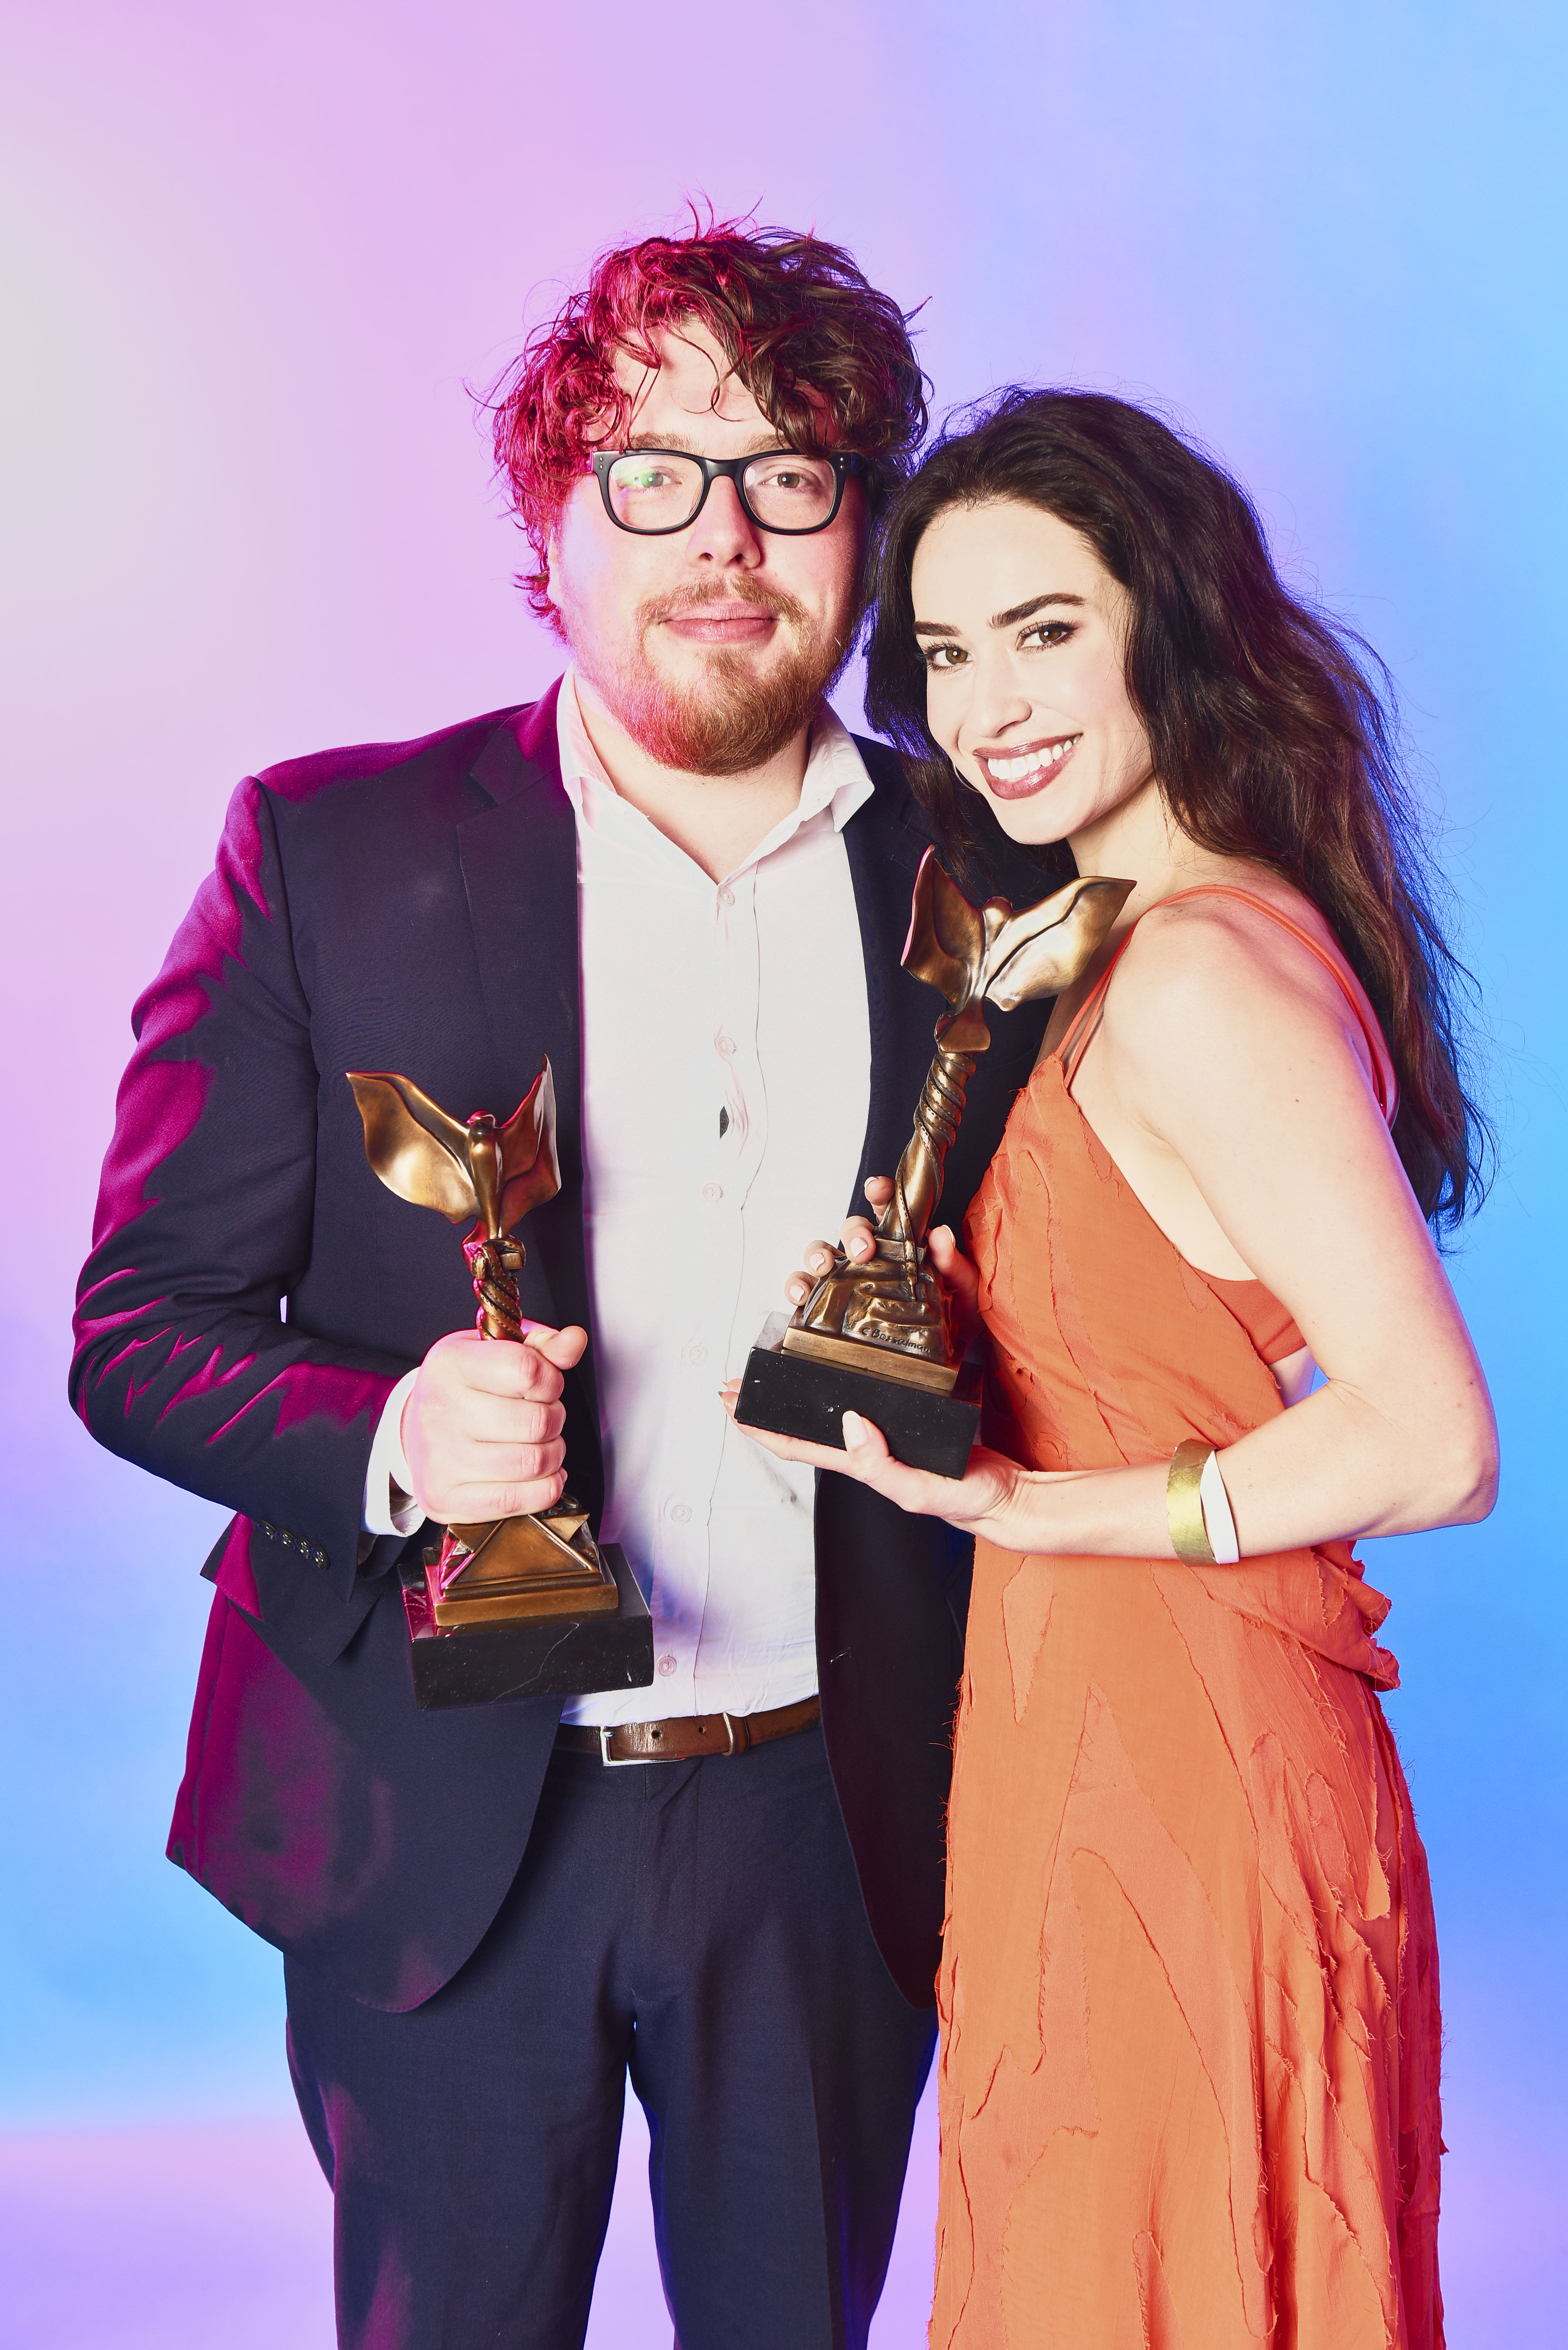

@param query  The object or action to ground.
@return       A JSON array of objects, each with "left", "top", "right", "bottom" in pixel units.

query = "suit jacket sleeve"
[{"left": 70, "top": 775, "right": 409, "bottom": 1604}]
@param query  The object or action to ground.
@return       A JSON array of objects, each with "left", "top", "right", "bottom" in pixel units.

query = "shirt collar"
[{"left": 553, "top": 665, "right": 875, "bottom": 881}]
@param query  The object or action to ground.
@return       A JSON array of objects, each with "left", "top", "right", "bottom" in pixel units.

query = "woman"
[{"left": 729, "top": 391, "right": 1496, "bottom": 2348}]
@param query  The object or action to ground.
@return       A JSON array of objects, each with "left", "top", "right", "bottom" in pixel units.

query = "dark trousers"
[{"left": 285, "top": 1723, "right": 936, "bottom": 2350}]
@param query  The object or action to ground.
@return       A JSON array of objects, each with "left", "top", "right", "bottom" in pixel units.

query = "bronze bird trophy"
[
  {"left": 347, "top": 1059, "right": 620, "bottom": 1632},
  {"left": 735, "top": 853, "right": 1133, "bottom": 1475}
]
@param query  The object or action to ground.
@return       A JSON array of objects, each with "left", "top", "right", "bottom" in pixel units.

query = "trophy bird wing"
[
  {"left": 982, "top": 877, "right": 1135, "bottom": 1011},
  {"left": 901, "top": 848, "right": 988, "bottom": 1006},
  {"left": 496, "top": 1058, "right": 562, "bottom": 1234},
  {"left": 346, "top": 1072, "right": 478, "bottom": 1224}
]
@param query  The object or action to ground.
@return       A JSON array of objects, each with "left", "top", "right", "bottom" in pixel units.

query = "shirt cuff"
[{"left": 363, "top": 1368, "right": 423, "bottom": 1536}]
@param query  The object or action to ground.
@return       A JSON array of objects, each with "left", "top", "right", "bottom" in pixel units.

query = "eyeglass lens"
[{"left": 602, "top": 452, "right": 841, "bottom": 532}]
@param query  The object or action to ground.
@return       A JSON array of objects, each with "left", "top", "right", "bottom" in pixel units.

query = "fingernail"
[{"left": 843, "top": 1411, "right": 867, "bottom": 1448}]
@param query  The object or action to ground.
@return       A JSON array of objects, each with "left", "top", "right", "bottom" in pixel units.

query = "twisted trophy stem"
[
  {"left": 879, "top": 1039, "right": 978, "bottom": 1287},
  {"left": 789, "top": 1033, "right": 978, "bottom": 1371},
  {"left": 462, "top": 1233, "right": 527, "bottom": 1343}
]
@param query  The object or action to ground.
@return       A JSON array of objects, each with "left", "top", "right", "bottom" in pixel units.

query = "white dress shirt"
[{"left": 366, "top": 671, "right": 874, "bottom": 1726}]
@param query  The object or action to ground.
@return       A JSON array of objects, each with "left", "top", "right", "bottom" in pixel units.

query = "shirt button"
[
  {"left": 668, "top": 1501, "right": 692, "bottom": 1524},
  {"left": 715, "top": 1033, "right": 736, "bottom": 1056},
  {"left": 701, "top": 1182, "right": 722, "bottom": 1204},
  {"left": 657, "top": 1653, "right": 678, "bottom": 1676},
  {"left": 683, "top": 1342, "right": 707, "bottom": 1366},
  {"left": 717, "top": 886, "right": 735, "bottom": 907}
]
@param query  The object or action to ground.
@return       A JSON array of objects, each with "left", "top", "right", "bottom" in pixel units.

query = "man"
[{"left": 72, "top": 222, "right": 1051, "bottom": 2350}]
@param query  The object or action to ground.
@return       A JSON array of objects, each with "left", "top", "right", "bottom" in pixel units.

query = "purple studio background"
[{"left": 2, "top": 1, "right": 1563, "bottom": 2340}]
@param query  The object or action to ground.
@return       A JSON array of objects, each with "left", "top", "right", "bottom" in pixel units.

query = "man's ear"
[{"left": 541, "top": 525, "right": 572, "bottom": 642}]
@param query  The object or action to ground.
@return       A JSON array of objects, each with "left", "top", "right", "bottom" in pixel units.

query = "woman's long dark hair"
[{"left": 864, "top": 387, "right": 1488, "bottom": 1230}]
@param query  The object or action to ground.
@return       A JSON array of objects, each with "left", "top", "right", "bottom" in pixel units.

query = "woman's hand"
[
  {"left": 719, "top": 1379, "right": 1023, "bottom": 1532},
  {"left": 783, "top": 1175, "right": 985, "bottom": 1355}
]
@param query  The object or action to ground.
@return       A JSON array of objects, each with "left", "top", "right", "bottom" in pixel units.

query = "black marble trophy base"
[
  {"left": 735, "top": 1313, "right": 981, "bottom": 1480},
  {"left": 402, "top": 1542, "right": 653, "bottom": 1709}
]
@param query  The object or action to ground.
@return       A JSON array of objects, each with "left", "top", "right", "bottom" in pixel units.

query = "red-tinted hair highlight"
[{"left": 488, "top": 214, "right": 928, "bottom": 622}]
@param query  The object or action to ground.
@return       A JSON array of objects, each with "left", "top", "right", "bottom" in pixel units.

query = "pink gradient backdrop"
[{"left": 3, "top": 1, "right": 1563, "bottom": 2340}]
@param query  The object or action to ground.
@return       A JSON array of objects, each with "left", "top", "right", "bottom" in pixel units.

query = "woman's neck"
[{"left": 1069, "top": 774, "right": 1236, "bottom": 937}]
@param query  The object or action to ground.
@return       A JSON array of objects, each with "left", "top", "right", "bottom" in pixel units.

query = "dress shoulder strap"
[
  {"left": 1057, "top": 883, "right": 1396, "bottom": 1123},
  {"left": 1056, "top": 930, "right": 1140, "bottom": 1084}
]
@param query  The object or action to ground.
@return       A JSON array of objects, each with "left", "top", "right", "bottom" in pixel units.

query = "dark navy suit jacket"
[{"left": 71, "top": 685, "right": 1050, "bottom": 2012}]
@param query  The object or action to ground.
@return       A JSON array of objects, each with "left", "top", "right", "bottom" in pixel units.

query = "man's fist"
[{"left": 401, "top": 1323, "right": 589, "bottom": 1525}]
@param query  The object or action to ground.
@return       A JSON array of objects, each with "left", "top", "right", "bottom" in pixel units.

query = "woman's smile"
[{"left": 976, "top": 732, "right": 1083, "bottom": 798}]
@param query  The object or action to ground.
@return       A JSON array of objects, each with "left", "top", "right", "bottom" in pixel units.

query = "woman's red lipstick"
[{"left": 977, "top": 733, "right": 1082, "bottom": 800}]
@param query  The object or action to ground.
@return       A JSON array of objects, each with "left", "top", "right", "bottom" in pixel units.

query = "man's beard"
[{"left": 569, "top": 581, "right": 855, "bottom": 777}]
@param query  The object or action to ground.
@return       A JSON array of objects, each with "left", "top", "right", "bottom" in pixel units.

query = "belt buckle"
[
  {"left": 595, "top": 1715, "right": 747, "bottom": 1765},
  {"left": 597, "top": 1726, "right": 657, "bottom": 1768}
]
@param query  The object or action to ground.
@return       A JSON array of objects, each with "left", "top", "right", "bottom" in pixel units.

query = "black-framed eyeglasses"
[{"left": 591, "top": 447, "right": 866, "bottom": 537}]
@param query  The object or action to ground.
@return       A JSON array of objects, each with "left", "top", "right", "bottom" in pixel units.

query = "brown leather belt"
[{"left": 556, "top": 1693, "right": 820, "bottom": 1765}]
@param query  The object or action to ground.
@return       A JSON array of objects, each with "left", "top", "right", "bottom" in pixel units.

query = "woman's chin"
[{"left": 972, "top": 780, "right": 1075, "bottom": 847}]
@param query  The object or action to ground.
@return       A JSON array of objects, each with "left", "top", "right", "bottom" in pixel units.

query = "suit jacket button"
[{"left": 259, "top": 1520, "right": 275, "bottom": 1538}]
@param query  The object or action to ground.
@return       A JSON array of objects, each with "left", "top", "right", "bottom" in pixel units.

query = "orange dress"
[{"left": 934, "top": 888, "right": 1444, "bottom": 2350}]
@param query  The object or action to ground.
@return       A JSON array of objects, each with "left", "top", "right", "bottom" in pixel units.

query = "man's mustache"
[{"left": 640, "top": 580, "right": 810, "bottom": 630}]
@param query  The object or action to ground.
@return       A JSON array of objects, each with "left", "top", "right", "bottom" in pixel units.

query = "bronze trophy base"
[
  {"left": 422, "top": 1499, "right": 620, "bottom": 1631},
  {"left": 402, "top": 1540, "right": 654, "bottom": 1709},
  {"left": 736, "top": 1312, "right": 981, "bottom": 1480}
]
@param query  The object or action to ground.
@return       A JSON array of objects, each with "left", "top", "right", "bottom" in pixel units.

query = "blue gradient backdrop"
[{"left": 3, "top": 0, "right": 1563, "bottom": 2333}]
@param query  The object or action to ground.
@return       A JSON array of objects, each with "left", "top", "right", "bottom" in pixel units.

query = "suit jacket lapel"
[
  {"left": 841, "top": 750, "right": 939, "bottom": 1217},
  {"left": 456, "top": 682, "right": 603, "bottom": 1500}
]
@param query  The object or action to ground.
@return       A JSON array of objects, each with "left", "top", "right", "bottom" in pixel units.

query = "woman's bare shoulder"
[{"left": 1101, "top": 870, "right": 1390, "bottom": 1095}]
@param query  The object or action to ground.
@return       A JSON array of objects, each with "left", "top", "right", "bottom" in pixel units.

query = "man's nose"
[{"left": 682, "top": 474, "right": 765, "bottom": 567}]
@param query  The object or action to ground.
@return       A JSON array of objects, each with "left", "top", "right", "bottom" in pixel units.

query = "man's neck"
[{"left": 572, "top": 672, "right": 814, "bottom": 884}]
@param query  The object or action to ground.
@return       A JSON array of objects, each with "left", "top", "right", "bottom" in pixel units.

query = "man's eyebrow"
[{"left": 620, "top": 430, "right": 786, "bottom": 457}]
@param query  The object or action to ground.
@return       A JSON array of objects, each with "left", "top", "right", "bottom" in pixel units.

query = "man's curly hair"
[{"left": 488, "top": 214, "right": 929, "bottom": 623}]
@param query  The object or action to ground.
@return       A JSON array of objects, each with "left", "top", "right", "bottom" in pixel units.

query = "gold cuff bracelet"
[{"left": 1166, "top": 1439, "right": 1217, "bottom": 1565}]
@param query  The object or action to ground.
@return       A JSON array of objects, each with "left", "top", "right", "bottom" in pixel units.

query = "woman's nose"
[{"left": 967, "top": 654, "right": 1035, "bottom": 739}]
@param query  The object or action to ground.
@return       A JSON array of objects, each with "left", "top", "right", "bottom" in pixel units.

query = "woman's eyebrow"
[
  {"left": 989, "top": 591, "right": 1086, "bottom": 628},
  {"left": 913, "top": 591, "right": 1087, "bottom": 639}
]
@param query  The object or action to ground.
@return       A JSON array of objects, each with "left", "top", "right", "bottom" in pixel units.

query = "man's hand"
[
  {"left": 784, "top": 1174, "right": 983, "bottom": 1353},
  {"left": 401, "top": 1323, "right": 588, "bottom": 1524}
]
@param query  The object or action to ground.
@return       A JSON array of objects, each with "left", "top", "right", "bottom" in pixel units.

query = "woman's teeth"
[{"left": 987, "top": 735, "right": 1081, "bottom": 786}]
